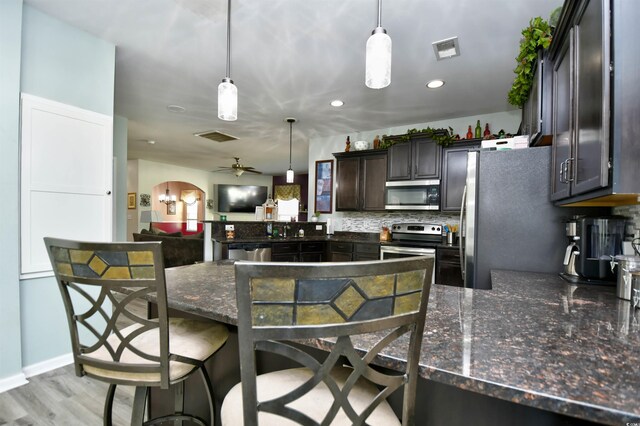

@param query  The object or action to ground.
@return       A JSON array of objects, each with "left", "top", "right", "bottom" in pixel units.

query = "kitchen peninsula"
[{"left": 146, "top": 261, "right": 639, "bottom": 425}]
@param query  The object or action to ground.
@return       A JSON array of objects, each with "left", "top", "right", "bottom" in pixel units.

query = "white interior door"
[{"left": 20, "top": 94, "right": 113, "bottom": 277}]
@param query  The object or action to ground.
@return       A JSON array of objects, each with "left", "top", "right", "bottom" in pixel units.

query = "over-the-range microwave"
[{"left": 385, "top": 179, "right": 440, "bottom": 210}]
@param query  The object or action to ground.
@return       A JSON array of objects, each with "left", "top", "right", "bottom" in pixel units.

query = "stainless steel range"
[{"left": 380, "top": 223, "right": 442, "bottom": 261}]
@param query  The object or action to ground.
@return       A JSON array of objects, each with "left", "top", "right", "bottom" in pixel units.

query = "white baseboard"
[
  {"left": 22, "top": 353, "right": 73, "bottom": 379},
  {"left": 0, "top": 373, "right": 28, "bottom": 393}
]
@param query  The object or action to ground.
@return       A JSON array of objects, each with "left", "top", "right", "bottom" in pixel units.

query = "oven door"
[
  {"left": 380, "top": 245, "right": 436, "bottom": 260},
  {"left": 380, "top": 245, "right": 436, "bottom": 281}
]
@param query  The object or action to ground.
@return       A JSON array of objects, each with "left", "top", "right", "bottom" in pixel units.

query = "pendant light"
[
  {"left": 218, "top": 0, "right": 237, "bottom": 121},
  {"left": 365, "top": 0, "right": 392, "bottom": 89},
  {"left": 286, "top": 118, "right": 296, "bottom": 183}
]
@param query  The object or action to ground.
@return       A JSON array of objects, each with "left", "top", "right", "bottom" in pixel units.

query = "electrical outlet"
[
  {"left": 315, "top": 225, "right": 322, "bottom": 230},
  {"left": 225, "top": 224, "right": 234, "bottom": 231}
]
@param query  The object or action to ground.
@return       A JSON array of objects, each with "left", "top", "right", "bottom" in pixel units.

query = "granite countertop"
[
  {"left": 214, "top": 231, "right": 383, "bottom": 245},
  {"left": 156, "top": 262, "right": 639, "bottom": 425}
]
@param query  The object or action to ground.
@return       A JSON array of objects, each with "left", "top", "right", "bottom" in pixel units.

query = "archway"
[{"left": 151, "top": 181, "right": 205, "bottom": 234}]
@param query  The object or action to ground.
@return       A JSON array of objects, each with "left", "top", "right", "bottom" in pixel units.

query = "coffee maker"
[
  {"left": 561, "top": 218, "right": 580, "bottom": 281},
  {"left": 574, "top": 216, "right": 627, "bottom": 283}
]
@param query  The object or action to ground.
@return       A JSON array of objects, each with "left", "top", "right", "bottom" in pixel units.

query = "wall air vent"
[
  {"left": 432, "top": 36, "right": 460, "bottom": 60},
  {"left": 193, "top": 130, "right": 238, "bottom": 142}
]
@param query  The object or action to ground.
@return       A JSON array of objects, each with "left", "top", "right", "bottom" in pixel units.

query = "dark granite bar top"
[
  {"left": 156, "top": 262, "right": 639, "bottom": 425},
  {"left": 214, "top": 231, "right": 383, "bottom": 245}
]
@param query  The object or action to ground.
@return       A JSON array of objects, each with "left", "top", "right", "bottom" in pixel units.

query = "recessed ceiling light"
[
  {"left": 330, "top": 100, "right": 344, "bottom": 107},
  {"left": 167, "top": 104, "right": 186, "bottom": 113},
  {"left": 426, "top": 80, "right": 445, "bottom": 89},
  {"left": 147, "top": 140, "right": 156, "bottom": 145}
]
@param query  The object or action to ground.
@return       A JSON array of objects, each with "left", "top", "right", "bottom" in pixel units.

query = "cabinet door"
[
  {"left": 413, "top": 138, "right": 441, "bottom": 179},
  {"left": 551, "top": 34, "right": 573, "bottom": 201},
  {"left": 271, "top": 253, "right": 298, "bottom": 262},
  {"left": 300, "top": 252, "right": 323, "bottom": 262},
  {"left": 387, "top": 142, "right": 411, "bottom": 180},
  {"left": 436, "top": 261, "right": 463, "bottom": 287},
  {"left": 361, "top": 154, "right": 387, "bottom": 211},
  {"left": 441, "top": 144, "right": 478, "bottom": 211},
  {"left": 336, "top": 157, "right": 359, "bottom": 210},
  {"left": 572, "top": 0, "right": 610, "bottom": 195},
  {"left": 330, "top": 252, "right": 352, "bottom": 262}
]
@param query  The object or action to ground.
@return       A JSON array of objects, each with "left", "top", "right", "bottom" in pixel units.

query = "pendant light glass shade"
[
  {"left": 366, "top": 27, "right": 392, "bottom": 89},
  {"left": 218, "top": 0, "right": 237, "bottom": 121},
  {"left": 218, "top": 78, "right": 237, "bottom": 121},
  {"left": 286, "top": 169, "right": 294, "bottom": 183}
]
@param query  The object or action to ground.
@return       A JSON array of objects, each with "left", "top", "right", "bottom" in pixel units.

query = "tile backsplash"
[{"left": 332, "top": 211, "right": 460, "bottom": 233}]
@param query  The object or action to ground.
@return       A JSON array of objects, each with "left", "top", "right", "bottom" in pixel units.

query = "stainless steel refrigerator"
[{"left": 460, "top": 147, "right": 603, "bottom": 289}]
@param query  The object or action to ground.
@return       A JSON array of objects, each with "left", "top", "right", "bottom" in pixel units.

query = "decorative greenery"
[
  {"left": 380, "top": 126, "right": 456, "bottom": 148},
  {"left": 507, "top": 17, "right": 553, "bottom": 107}
]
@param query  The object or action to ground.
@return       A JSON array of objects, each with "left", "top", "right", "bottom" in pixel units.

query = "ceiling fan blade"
[{"left": 244, "top": 169, "right": 262, "bottom": 174}]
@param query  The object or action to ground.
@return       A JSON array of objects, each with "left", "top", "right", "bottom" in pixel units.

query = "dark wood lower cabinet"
[
  {"left": 272, "top": 241, "right": 326, "bottom": 262},
  {"left": 328, "top": 241, "right": 380, "bottom": 261},
  {"left": 436, "top": 246, "right": 463, "bottom": 287}
]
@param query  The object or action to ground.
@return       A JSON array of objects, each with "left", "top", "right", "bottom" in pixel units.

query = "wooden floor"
[
  {"left": 0, "top": 296, "right": 148, "bottom": 425},
  {"left": 0, "top": 364, "right": 135, "bottom": 426}
]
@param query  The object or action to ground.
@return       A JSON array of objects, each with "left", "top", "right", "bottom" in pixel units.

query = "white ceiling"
[{"left": 25, "top": 0, "right": 562, "bottom": 175}]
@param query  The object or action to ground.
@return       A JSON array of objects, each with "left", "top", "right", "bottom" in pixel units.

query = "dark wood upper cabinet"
[
  {"left": 334, "top": 150, "right": 387, "bottom": 211},
  {"left": 441, "top": 141, "right": 481, "bottom": 211},
  {"left": 335, "top": 156, "right": 359, "bottom": 210},
  {"left": 548, "top": 0, "right": 640, "bottom": 205},
  {"left": 387, "top": 135, "right": 441, "bottom": 181}
]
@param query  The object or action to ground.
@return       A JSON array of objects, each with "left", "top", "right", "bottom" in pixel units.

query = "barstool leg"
[
  {"left": 103, "top": 384, "right": 117, "bottom": 426},
  {"left": 200, "top": 366, "right": 215, "bottom": 425},
  {"left": 131, "top": 386, "right": 148, "bottom": 426},
  {"left": 174, "top": 381, "right": 185, "bottom": 426}
]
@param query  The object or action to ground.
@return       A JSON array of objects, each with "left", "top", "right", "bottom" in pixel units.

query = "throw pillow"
[{"left": 183, "top": 232, "right": 204, "bottom": 239}]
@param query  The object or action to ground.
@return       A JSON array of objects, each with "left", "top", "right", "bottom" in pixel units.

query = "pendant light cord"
[
  {"left": 288, "top": 120, "right": 293, "bottom": 169},
  {"left": 377, "top": 0, "right": 382, "bottom": 27},
  {"left": 226, "top": 0, "right": 231, "bottom": 78}
]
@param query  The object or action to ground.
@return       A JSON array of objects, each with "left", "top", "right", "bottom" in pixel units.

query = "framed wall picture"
[
  {"left": 127, "top": 192, "right": 136, "bottom": 209},
  {"left": 314, "top": 160, "right": 333, "bottom": 213},
  {"left": 167, "top": 202, "right": 176, "bottom": 215}
]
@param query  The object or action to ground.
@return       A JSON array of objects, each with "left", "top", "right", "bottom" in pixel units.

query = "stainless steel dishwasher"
[{"left": 227, "top": 243, "right": 271, "bottom": 261}]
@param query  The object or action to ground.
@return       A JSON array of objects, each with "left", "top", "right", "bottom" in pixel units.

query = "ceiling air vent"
[
  {"left": 432, "top": 36, "right": 460, "bottom": 60},
  {"left": 193, "top": 130, "right": 238, "bottom": 143}
]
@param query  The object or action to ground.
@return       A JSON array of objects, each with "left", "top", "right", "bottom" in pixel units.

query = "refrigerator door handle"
[{"left": 459, "top": 185, "right": 467, "bottom": 280}]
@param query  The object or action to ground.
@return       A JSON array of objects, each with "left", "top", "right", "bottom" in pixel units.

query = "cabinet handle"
[
  {"left": 414, "top": 164, "right": 418, "bottom": 175},
  {"left": 559, "top": 160, "right": 565, "bottom": 183},
  {"left": 566, "top": 157, "right": 574, "bottom": 182}
]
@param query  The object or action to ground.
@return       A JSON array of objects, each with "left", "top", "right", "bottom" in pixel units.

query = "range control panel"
[{"left": 391, "top": 223, "right": 442, "bottom": 236}]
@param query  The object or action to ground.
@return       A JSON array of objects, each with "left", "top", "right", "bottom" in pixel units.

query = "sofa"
[{"left": 132, "top": 231, "right": 204, "bottom": 268}]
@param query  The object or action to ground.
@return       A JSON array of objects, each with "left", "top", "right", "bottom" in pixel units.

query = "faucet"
[{"left": 283, "top": 223, "right": 290, "bottom": 238}]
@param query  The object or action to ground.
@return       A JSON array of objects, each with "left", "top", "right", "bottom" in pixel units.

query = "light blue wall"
[
  {"left": 0, "top": 0, "right": 24, "bottom": 380},
  {"left": 114, "top": 115, "right": 128, "bottom": 242},
  {"left": 12, "top": 5, "right": 116, "bottom": 369},
  {"left": 20, "top": 6, "right": 115, "bottom": 116}
]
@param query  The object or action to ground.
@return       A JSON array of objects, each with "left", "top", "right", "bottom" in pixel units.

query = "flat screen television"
[{"left": 217, "top": 184, "right": 268, "bottom": 213}]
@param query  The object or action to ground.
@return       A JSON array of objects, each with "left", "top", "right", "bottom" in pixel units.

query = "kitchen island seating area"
[
  {"left": 43, "top": 237, "right": 229, "bottom": 426},
  {"left": 222, "top": 256, "right": 434, "bottom": 425}
]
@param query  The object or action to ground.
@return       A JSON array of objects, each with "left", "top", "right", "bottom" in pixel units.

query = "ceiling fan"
[{"left": 214, "top": 157, "right": 263, "bottom": 177}]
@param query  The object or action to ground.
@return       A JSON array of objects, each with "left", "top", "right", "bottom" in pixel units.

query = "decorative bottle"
[
  {"left": 474, "top": 120, "right": 482, "bottom": 138},
  {"left": 373, "top": 135, "right": 381, "bottom": 149},
  {"left": 345, "top": 136, "right": 351, "bottom": 152},
  {"left": 466, "top": 126, "right": 473, "bottom": 139},
  {"left": 483, "top": 123, "right": 491, "bottom": 137}
]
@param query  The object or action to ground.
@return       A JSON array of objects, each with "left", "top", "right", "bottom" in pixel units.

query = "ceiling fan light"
[
  {"left": 365, "top": 27, "right": 392, "bottom": 89},
  {"left": 286, "top": 168, "right": 294, "bottom": 183},
  {"left": 234, "top": 168, "right": 244, "bottom": 177},
  {"left": 218, "top": 78, "right": 237, "bottom": 121}
]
